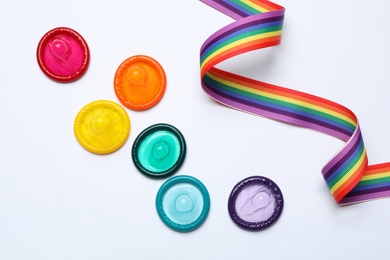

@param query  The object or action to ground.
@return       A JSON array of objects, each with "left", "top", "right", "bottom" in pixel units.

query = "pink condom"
[{"left": 37, "top": 27, "right": 90, "bottom": 82}]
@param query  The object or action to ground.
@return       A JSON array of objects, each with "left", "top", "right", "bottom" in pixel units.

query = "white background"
[{"left": 1, "top": 0, "right": 390, "bottom": 259}]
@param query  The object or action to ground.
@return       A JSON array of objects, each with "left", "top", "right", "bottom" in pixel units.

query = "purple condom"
[{"left": 228, "top": 176, "right": 284, "bottom": 231}]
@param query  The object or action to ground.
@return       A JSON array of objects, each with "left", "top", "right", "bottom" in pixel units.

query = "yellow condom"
[{"left": 74, "top": 100, "right": 130, "bottom": 154}]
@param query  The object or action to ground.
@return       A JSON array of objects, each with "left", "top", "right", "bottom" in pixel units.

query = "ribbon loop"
[{"left": 200, "top": 0, "right": 390, "bottom": 205}]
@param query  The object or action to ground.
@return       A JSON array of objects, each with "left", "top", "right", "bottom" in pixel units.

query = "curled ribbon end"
[{"left": 200, "top": 0, "right": 390, "bottom": 205}]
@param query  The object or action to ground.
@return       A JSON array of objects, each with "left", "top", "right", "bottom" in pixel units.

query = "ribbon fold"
[{"left": 200, "top": 0, "right": 390, "bottom": 205}]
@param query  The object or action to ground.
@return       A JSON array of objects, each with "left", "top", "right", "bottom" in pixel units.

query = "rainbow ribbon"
[{"left": 200, "top": 0, "right": 390, "bottom": 205}]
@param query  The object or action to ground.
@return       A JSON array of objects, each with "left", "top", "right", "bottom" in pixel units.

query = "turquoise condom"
[
  {"left": 156, "top": 175, "right": 210, "bottom": 232},
  {"left": 132, "top": 124, "right": 186, "bottom": 178}
]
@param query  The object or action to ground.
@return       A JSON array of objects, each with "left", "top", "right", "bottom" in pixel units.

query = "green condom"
[{"left": 132, "top": 124, "right": 186, "bottom": 178}]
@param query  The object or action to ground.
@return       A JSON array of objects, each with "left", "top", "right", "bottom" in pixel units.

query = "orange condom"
[{"left": 114, "top": 55, "right": 167, "bottom": 111}]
